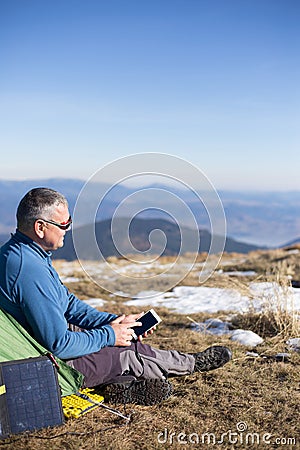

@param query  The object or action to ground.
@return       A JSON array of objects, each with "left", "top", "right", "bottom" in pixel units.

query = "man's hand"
[
  {"left": 109, "top": 314, "right": 142, "bottom": 346},
  {"left": 119, "top": 312, "right": 144, "bottom": 324},
  {"left": 110, "top": 312, "right": 157, "bottom": 344}
]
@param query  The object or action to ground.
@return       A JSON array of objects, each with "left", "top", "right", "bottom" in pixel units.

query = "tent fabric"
[{"left": 0, "top": 308, "right": 84, "bottom": 396}]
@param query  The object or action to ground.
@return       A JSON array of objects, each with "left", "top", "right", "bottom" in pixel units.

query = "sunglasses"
[{"left": 38, "top": 216, "right": 72, "bottom": 230}]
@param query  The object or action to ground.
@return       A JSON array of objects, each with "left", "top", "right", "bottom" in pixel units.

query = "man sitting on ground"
[{"left": 0, "top": 188, "right": 231, "bottom": 405}]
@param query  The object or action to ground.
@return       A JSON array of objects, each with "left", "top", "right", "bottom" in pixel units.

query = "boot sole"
[
  {"left": 194, "top": 346, "right": 232, "bottom": 372},
  {"left": 103, "top": 378, "right": 173, "bottom": 406}
]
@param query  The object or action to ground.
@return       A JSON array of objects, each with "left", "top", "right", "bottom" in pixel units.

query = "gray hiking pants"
[{"left": 68, "top": 342, "right": 195, "bottom": 387}]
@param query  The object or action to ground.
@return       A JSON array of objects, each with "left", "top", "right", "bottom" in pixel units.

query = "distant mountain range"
[
  {"left": 0, "top": 178, "right": 299, "bottom": 249},
  {"left": 53, "top": 217, "right": 260, "bottom": 261}
]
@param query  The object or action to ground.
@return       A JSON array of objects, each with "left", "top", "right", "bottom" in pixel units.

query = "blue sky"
[{"left": 0, "top": 0, "right": 299, "bottom": 190}]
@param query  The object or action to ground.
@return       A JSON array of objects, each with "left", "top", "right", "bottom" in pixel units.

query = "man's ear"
[{"left": 34, "top": 220, "right": 45, "bottom": 238}]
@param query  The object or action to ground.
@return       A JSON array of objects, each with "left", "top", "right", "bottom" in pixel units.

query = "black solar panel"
[{"left": 0, "top": 356, "right": 64, "bottom": 439}]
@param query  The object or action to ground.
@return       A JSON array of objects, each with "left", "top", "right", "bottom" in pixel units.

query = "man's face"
[{"left": 39, "top": 203, "right": 71, "bottom": 251}]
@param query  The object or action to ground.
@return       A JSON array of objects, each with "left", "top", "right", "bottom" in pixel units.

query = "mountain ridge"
[
  {"left": 0, "top": 178, "right": 299, "bottom": 247},
  {"left": 53, "top": 217, "right": 261, "bottom": 261}
]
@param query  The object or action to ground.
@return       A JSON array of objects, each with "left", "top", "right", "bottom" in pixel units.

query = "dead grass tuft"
[{"left": 233, "top": 264, "right": 300, "bottom": 340}]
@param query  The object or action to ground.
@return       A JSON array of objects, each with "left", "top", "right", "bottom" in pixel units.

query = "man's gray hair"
[{"left": 17, "top": 187, "right": 68, "bottom": 231}]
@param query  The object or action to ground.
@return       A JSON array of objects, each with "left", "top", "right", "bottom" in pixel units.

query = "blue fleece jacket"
[{"left": 0, "top": 230, "right": 117, "bottom": 359}]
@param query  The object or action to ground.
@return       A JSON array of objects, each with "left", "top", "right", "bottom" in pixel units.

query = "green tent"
[{"left": 0, "top": 308, "right": 84, "bottom": 397}]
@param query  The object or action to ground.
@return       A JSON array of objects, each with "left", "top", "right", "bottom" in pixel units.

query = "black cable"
[{"left": 0, "top": 419, "right": 130, "bottom": 445}]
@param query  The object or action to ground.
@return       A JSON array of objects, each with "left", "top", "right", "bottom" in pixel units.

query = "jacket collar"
[{"left": 12, "top": 229, "right": 52, "bottom": 259}]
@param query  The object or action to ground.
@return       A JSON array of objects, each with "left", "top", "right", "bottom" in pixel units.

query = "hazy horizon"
[
  {"left": 0, "top": 177, "right": 299, "bottom": 247},
  {"left": 0, "top": 175, "right": 300, "bottom": 194}
]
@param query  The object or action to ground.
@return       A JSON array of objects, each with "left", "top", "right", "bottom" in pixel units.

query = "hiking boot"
[
  {"left": 102, "top": 378, "right": 173, "bottom": 406},
  {"left": 192, "top": 346, "right": 232, "bottom": 372}
]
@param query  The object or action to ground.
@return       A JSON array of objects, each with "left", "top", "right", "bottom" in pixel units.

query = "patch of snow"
[
  {"left": 230, "top": 329, "right": 264, "bottom": 347},
  {"left": 83, "top": 298, "right": 106, "bottom": 308},
  {"left": 127, "top": 281, "right": 300, "bottom": 315},
  {"left": 191, "top": 318, "right": 232, "bottom": 335},
  {"left": 110, "top": 291, "right": 130, "bottom": 297},
  {"left": 286, "top": 337, "right": 300, "bottom": 353},
  {"left": 250, "top": 282, "right": 300, "bottom": 311},
  {"left": 127, "top": 285, "right": 250, "bottom": 314},
  {"left": 191, "top": 319, "right": 264, "bottom": 347},
  {"left": 286, "top": 249, "right": 299, "bottom": 255},
  {"left": 61, "top": 276, "right": 81, "bottom": 283}
]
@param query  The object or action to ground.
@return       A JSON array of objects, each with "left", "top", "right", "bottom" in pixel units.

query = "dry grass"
[
  {"left": 1, "top": 249, "right": 300, "bottom": 449},
  {"left": 1, "top": 316, "right": 299, "bottom": 450},
  {"left": 233, "top": 264, "right": 300, "bottom": 341},
  {"left": 4, "top": 310, "right": 300, "bottom": 450}
]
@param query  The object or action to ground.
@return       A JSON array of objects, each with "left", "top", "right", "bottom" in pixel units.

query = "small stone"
[{"left": 274, "top": 353, "right": 290, "bottom": 362}]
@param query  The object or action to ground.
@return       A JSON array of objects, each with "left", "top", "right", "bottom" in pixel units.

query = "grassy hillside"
[{"left": 1, "top": 247, "right": 299, "bottom": 449}]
